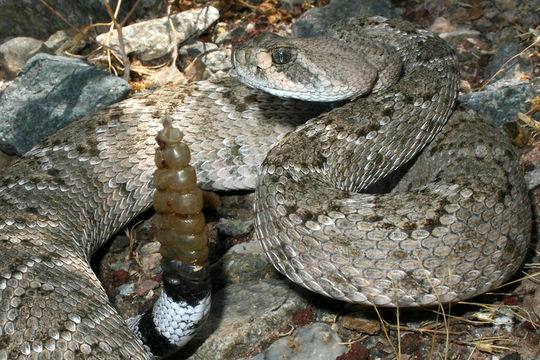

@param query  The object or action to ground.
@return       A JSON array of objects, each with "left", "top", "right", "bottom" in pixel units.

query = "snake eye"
[{"left": 271, "top": 47, "right": 293, "bottom": 65}]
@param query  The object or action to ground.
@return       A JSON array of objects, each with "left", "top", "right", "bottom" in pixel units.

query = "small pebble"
[
  {"left": 217, "top": 218, "right": 254, "bottom": 237},
  {"left": 116, "top": 283, "right": 136, "bottom": 297},
  {"left": 139, "top": 241, "right": 161, "bottom": 256},
  {"left": 136, "top": 279, "right": 160, "bottom": 296}
]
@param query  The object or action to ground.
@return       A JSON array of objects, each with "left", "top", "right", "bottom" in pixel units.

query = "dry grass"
[
  {"left": 368, "top": 266, "right": 540, "bottom": 359},
  {"left": 480, "top": 27, "right": 539, "bottom": 90},
  {"left": 30, "top": 3, "right": 540, "bottom": 358}
]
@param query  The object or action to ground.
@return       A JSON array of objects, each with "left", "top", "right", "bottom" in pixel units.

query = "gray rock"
[
  {"left": 500, "top": 352, "right": 521, "bottom": 360},
  {"left": 0, "top": 53, "right": 129, "bottom": 155},
  {"left": 202, "top": 50, "right": 232, "bottom": 74},
  {"left": 177, "top": 40, "right": 219, "bottom": 72},
  {"left": 179, "top": 41, "right": 218, "bottom": 60},
  {"left": 525, "top": 166, "right": 540, "bottom": 191},
  {"left": 292, "top": 0, "right": 400, "bottom": 37},
  {"left": 245, "top": 323, "right": 347, "bottom": 360},
  {"left": 178, "top": 279, "right": 310, "bottom": 360},
  {"left": 0, "top": 0, "right": 163, "bottom": 40},
  {"left": 212, "top": 240, "right": 279, "bottom": 290},
  {"left": 213, "top": 24, "right": 250, "bottom": 45},
  {"left": 458, "top": 78, "right": 536, "bottom": 127},
  {"left": 96, "top": 6, "right": 219, "bottom": 61},
  {"left": 484, "top": 42, "right": 530, "bottom": 83},
  {"left": 110, "top": 261, "right": 130, "bottom": 272},
  {"left": 116, "top": 283, "right": 136, "bottom": 298},
  {"left": 279, "top": 0, "right": 308, "bottom": 10},
  {"left": 0, "top": 37, "right": 44, "bottom": 78},
  {"left": 109, "top": 235, "right": 131, "bottom": 253},
  {"left": 139, "top": 241, "right": 161, "bottom": 256},
  {"left": 217, "top": 217, "right": 254, "bottom": 237},
  {"left": 42, "top": 30, "right": 76, "bottom": 55}
]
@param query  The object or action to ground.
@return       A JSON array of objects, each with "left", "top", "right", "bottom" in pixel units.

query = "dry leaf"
[
  {"left": 504, "top": 121, "right": 531, "bottom": 146},
  {"left": 184, "top": 57, "right": 210, "bottom": 82}
]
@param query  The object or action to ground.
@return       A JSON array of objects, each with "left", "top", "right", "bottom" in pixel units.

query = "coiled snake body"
[{"left": 0, "top": 16, "right": 531, "bottom": 359}]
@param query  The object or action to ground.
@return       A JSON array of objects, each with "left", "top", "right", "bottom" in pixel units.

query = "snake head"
[{"left": 232, "top": 32, "right": 379, "bottom": 102}]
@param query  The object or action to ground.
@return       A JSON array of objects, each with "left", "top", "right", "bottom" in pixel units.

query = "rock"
[
  {"left": 336, "top": 342, "right": 369, "bottom": 360},
  {"left": 279, "top": 0, "right": 308, "bottom": 10},
  {"left": 500, "top": 353, "right": 521, "bottom": 360},
  {"left": 291, "top": 307, "right": 315, "bottom": 326},
  {"left": 244, "top": 323, "right": 347, "bottom": 360},
  {"left": 178, "top": 40, "right": 219, "bottom": 69},
  {"left": 0, "top": 0, "right": 164, "bottom": 40},
  {"left": 177, "top": 279, "right": 310, "bottom": 360},
  {"left": 183, "top": 57, "right": 212, "bottom": 82},
  {"left": 437, "top": 28, "right": 482, "bottom": 40},
  {"left": 342, "top": 312, "right": 381, "bottom": 335},
  {"left": 96, "top": 6, "right": 219, "bottom": 61},
  {"left": 109, "top": 234, "right": 131, "bottom": 253},
  {"left": 180, "top": 41, "right": 219, "bottom": 59},
  {"left": 430, "top": 17, "right": 457, "bottom": 34},
  {"left": 525, "top": 166, "right": 540, "bottom": 191},
  {"left": 42, "top": 30, "right": 77, "bottom": 55},
  {"left": 213, "top": 24, "right": 249, "bottom": 45},
  {"left": 399, "top": 333, "right": 422, "bottom": 354},
  {"left": 178, "top": 42, "right": 232, "bottom": 80},
  {"left": 484, "top": 42, "right": 530, "bottom": 83},
  {"left": 140, "top": 253, "right": 161, "bottom": 275},
  {"left": 136, "top": 279, "right": 159, "bottom": 296},
  {"left": 201, "top": 50, "right": 232, "bottom": 73},
  {"left": 112, "top": 269, "right": 130, "bottom": 285},
  {"left": 110, "top": 262, "right": 130, "bottom": 272},
  {"left": 116, "top": 283, "right": 136, "bottom": 297},
  {"left": 0, "top": 151, "right": 17, "bottom": 173},
  {"left": 0, "top": 53, "right": 129, "bottom": 155},
  {"left": 212, "top": 240, "right": 278, "bottom": 290},
  {"left": 217, "top": 193, "right": 255, "bottom": 219},
  {"left": 139, "top": 241, "right": 161, "bottom": 256},
  {"left": 0, "top": 37, "right": 44, "bottom": 78},
  {"left": 216, "top": 217, "right": 253, "bottom": 238},
  {"left": 458, "top": 78, "right": 536, "bottom": 127},
  {"left": 291, "top": 0, "right": 400, "bottom": 37},
  {"left": 144, "top": 66, "right": 186, "bottom": 88}
]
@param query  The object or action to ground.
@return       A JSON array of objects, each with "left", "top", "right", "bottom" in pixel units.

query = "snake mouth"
[
  {"left": 232, "top": 37, "right": 380, "bottom": 103},
  {"left": 231, "top": 48, "right": 254, "bottom": 84},
  {"left": 231, "top": 48, "right": 242, "bottom": 69}
]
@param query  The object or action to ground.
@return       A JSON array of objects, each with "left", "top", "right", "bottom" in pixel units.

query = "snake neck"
[{"left": 240, "top": 17, "right": 459, "bottom": 194}]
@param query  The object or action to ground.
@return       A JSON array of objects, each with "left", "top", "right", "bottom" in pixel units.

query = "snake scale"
[{"left": 0, "top": 15, "right": 531, "bottom": 359}]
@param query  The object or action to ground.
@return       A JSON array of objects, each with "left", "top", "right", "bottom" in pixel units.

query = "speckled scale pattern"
[
  {"left": 0, "top": 78, "right": 323, "bottom": 358},
  {"left": 249, "top": 17, "right": 531, "bottom": 306},
  {"left": 0, "top": 16, "right": 531, "bottom": 359}
]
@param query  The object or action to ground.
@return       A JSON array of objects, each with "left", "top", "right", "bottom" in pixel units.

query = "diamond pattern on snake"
[{"left": 0, "top": 16, "right": 530, "bottom": 359}]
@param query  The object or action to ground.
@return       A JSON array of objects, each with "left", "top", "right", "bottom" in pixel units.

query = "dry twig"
[{"left": 103, "top": 0, "right": 130, "bottom": 80}]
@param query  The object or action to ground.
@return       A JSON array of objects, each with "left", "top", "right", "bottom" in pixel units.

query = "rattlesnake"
[{"left": 0, "top": 15, "right": 531, "bottom": 359}]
